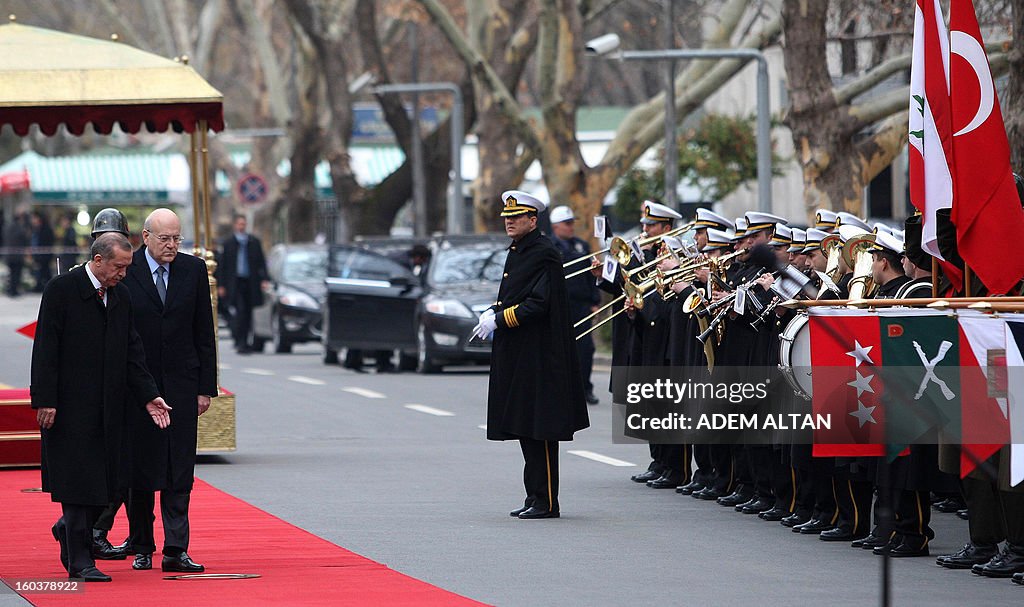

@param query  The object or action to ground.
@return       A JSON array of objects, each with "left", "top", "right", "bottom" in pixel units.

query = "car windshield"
[
  {"left": 430, "top": 243, "right": 507, "bottom": 285},
  {"left": 282, "top": 250, "right": 327, "bottom": 282}
]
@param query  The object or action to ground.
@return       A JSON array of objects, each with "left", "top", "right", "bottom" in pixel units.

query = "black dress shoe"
[
  {"left": 717, "top": 490, "right": 753, "bottom": 507},
  {"left": 877, "top": 540, "right": 929, "bottom": 557},
  {"left": 853, "top": 533, "right": 893, "bottom": 549},
  {"left": 734, "top": 496, "right": 759, "bottom": 512},
  {"left": 162, "top": 552, "right": 205, "bottom": 573},
  {"left": 631, "top": 469, "right": 661, "bottom": 483},
  {"left": 92, "top": 529, "right": 129, "bottom": 560},
  {"left": 819, "top": 527, "right": 866, "bottom": 542},
  {"left": 70, "top": 566, "right": 112, "bottom": 582},
  {"left": 133, "top": 554, "right": 152, "bottom": 570},
  {"left": 795, "top": 518, "right": 833, "bottom": 535},
  {"left": 510, "top": 505, "right": 530, "bottom": 517},
  {"left": 694, "top": 486, "right": 725, "bottom": 500},
  {"left": 759, "top": 507, "right": 789, "bottom": 522},
  {"left": 781, "top": 512, "right": 811, "bottom": 528},
  {"left": 51, "top": 523, "right": 68, "bottom": 572},
  {"left": 956, "top": 508, "right": 969, "bottom": 520},
  {"left": 585, "top": 392, "right": 599, "bottom": 405},
  {"left": 937, "top": 543, "right": 999, "bottom": 569},
  {"left": 971, "top": 547, "right": 1024, "bottom": 578},
  {"left": 740, "top": 498, "right": 775, "bottom": 514},
  {"left": 517, "top": 506, "right": 560, "bottom": 519},
  {"left": 648, "top": 474, "right": 686, "bottom": 489},
  {"left": 677, "top": 480, "right": 704, "bottom": 495},
  {"left": 933, "top": 497, "right": 966, "bottom": 513},
  {"left": 1012, "top": 572, "right": 1023, "bottom": 585}
]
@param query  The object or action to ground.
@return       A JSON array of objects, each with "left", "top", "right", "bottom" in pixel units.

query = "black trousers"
[
  {"left": 834, "top": 476, "right": 873, "bottom": 535},
  {"left": 894, "top": 489, "right": 934, "bottom": 547},
  {"left": 1000, "top": 489, "right": 1024, "bottom": 546},
  {"left": 128, "top": 488, "right": 192, "bottom": 556},
  {"left": 576, "top": 332, "right": 595, "bottom": 393},
  {"left": 231, "top": 277, "right": 255, "bottom": 348},
  {"left": 93, "top": 490, "right": 126, "bottom": 533},
  {"left": 708, "top": 444, "right": 735, "bottom": 493},
  {"left": 56, "top": 503, "right": 103, "bottom": 575},
  {"left": 692, "top": 444, "right": 713, "bottom": 485},
  {"left": 656, "top": 444, "right": 692, "bottom": 483},
  {"left": 520, "top": 439, "right": 559, "bottom": 513},
  {"left": 963, "top": 475, "right": 1005, "bottom": 546},
  {"left": 771, "top": 458, "right": 797, "bottom": 512}
]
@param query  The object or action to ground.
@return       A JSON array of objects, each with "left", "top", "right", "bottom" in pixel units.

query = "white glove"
[{"left": 473, "top": 309, "right": 497, "bottom": 340}]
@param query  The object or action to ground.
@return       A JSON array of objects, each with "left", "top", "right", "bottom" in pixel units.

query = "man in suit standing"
[
  {"left": 216, "top": 214, "right": 268, "bottom": 354},
  {"left": 31, "top": 232, "right": 172, "bottom": 582},
  {"left": 124, "top": 209, "right": 217, "bottom": 573}
]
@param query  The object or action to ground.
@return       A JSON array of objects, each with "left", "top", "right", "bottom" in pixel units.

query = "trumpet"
[
  {"left": 575, "top": 274, "right": 660, "bottom": 340},
  {"left": 562, "top": 221, "right": 696, "bottom": 277}
]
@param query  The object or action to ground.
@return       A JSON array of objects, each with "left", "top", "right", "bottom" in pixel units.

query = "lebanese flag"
[
  {"left": 949, "top": 0, "right": 1024, "bottom": 295},
  {"left": 809, "top": 309, "right": 886, "bottom": 456},
  {"left": 908, "top": 0, "right": 963, "bottom": 287},
  {"left": 0, "top": 169, "right": 29, "bottom": 194},
  {"left": 958, "top": 311, "right": 1009, "bottom": 476}
]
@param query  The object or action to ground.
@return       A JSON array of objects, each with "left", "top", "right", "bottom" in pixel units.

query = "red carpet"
[{"left": 0, "top": 470, "right": 488, "bottom": 606}]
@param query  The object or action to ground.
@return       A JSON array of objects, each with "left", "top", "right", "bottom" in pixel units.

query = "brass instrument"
[
  {"left": 816, "top": 233, "right": 844, "bottom": 298},
  {"left": 843, "top": 233, "right": 878, "bottom": 301},
  {"left": 562, "top": 220, "right": 696, "bottom": 274},
  {"left": 575, "top": 274, "right": 660, "bottom": 340}
]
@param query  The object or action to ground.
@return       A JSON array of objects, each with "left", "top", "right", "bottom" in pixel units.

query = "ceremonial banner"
[
  {"left": 1004, "top": 321, "right": 1024, "bottom": 486},
  {"left": 949, "top": 0, "right": 1024, "bottom": 295},
  {"left": 957, "top": 311, "right": 1009, "bottom": 476}
]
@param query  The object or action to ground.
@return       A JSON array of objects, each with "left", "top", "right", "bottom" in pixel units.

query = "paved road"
[{"left": 1, "top": 293, "right": 1021, "bottom": 606}]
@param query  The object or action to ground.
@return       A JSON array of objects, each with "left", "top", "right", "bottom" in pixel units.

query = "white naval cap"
[
  {"left": 500, "top": 190, "right": 547, "bottom": 217},
  {"left": 769, "top": 223, "right": 793, "bottom": 247},
  {"left": 787, "top": 228, "right": 807, "bottom": 253},
  {"left": 732, "top": 217, "right": 748, "bottom": 240},
  {"left": 549, "top": 205, "right": 575, "bottom": 224},
  {"left": 837, "top": 224, "right": 870, "bottom": 243},
  {"left": 871, "top": 230, "right": 905, "bottom": 255},
  {"left": 814, "top": 209, "right": 839, "bottom": 229},
  {"left": 743, "top": 211, "right": 789, "bottom": 234},
  {"left": 802, "top": 228, "right": 830, "bottom": 252},
  {"left": 705, "top": 228, "right": 735, "bottom": 249},
  {"left": 835, "top": 212, "right": 871, "bottom": 232},
  {"left": 641, "top": 200, "right": 683, "bottom": 224},
  {"left": 695, "top": 208, "right": 735, "bottom": 231}
]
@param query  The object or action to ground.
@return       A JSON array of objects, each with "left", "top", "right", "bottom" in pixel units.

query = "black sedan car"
[
  {"left": 252, "top": 243, "right": 328, "bottom": 353},
  {"left": 323, "top": 234, "right": 507, "bottom": 373}
]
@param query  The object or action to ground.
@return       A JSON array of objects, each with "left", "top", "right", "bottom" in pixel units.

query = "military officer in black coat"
[
  {"left": 215, "top": 214, "right": 269, "bottom": 353},
  {"left": 31, "top": 232, "right": 171, "bottom": 582},
  {"left": 477, "top": 190, "right": 589, "bottom": 519},
  {"left": 124, "top": 209, "right": 217, "bottom": 573}
]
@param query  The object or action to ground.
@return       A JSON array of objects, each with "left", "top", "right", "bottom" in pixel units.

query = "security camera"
[{"left": 584, "top": 33, "right": 621, "bottom": 57}]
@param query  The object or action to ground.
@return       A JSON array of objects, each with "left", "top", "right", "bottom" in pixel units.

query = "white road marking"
[
  {"left": 477, "top": 424, "right": 487, "bottom": 430},
  {"left": 241, "top": 368, "right": 274, "bottom": 376},
  {"left": 567, "top": 450, "right": 636, "bottom": 467},
  {"left": 342, "top": 387, "right": 386, "bottom": 399},
  {"left": 404, "top": 404, "right": 455, "bottom": 417},
  {"left": 288, "top": 376, "right": 326, "bottom": 386}
]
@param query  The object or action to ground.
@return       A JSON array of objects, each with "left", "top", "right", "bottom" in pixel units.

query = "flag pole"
[
  {"left": 780, "top": 296, "right": 1024, "bottom": 309},
  {"left": 964, "top": 265, "right": 973, "bottom": 297},
  {"left": 931, "top": 258, "right": 939, "bottom": 297}
]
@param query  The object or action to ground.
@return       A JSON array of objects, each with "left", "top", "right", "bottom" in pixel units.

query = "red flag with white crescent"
[{"left": 949, "top": 0, "right": 1024, "bottom": 295}]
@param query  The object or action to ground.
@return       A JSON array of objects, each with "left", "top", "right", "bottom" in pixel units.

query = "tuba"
[{"left": 842, "top": 233, "right": 878, "bottom": 301}]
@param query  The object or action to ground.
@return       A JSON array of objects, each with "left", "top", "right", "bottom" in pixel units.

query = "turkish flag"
[{"left": 949, "top": 0, "right": 1024, "bottom": 295}]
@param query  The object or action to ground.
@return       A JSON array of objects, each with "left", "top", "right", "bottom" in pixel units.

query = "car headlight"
[
  {"left": 424, "top": 298, "right": 475, "bottom": 319},
  {"left": 279, "top": 289, "right": 320, "bottom": 311}
]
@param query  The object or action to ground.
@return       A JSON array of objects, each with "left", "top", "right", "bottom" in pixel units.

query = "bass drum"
[{"left": 778, "top": 313, "right": 812, "bottom": 400}]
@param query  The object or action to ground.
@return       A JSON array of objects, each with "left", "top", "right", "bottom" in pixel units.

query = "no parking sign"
[{"left": 237, "top": 173, "right": 268, "bottom": 206}]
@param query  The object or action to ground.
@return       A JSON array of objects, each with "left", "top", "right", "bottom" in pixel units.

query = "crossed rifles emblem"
[{"left": 912, "top": 340, "right": 956, "bottom": 401}]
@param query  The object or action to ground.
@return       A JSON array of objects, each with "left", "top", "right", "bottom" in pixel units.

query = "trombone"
[{"left": 575, "top": 273, "right": 659, "bottom": 340}]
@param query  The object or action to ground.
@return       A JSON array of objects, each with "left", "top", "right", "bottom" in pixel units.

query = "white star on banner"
[
  {"left": 849, "top": 401, "right": 877, "bottom": 428},
  {"left": 847, "top": 371, "right": 875, "bottom": 398},
  {"left": 846, "top": 340, "right": 874, "bottom": 367}
]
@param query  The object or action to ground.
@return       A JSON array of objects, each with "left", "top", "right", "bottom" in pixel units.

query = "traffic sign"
[{"left": 237, "top": 173, "right": 268, "bottom": 205}]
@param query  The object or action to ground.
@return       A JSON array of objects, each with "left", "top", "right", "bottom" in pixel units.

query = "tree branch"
[
  {"left": 854, "top": 110, "right": 908, "bottom": 185},
  {"left": 236, "top": 0, "right": 292, "bottom": 125},
  {"left": 582, "top": 0, "right": 623, "bottom": 25},
  {"left": 417, "top": 0, "right": 542, "bottom": 154}
]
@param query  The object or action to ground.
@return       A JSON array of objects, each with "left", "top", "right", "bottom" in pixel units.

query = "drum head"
[{"left": 778, "top": 314, "right": 812, "bottom": 399}]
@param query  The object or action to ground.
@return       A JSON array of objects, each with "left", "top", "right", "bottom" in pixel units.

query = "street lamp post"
[
  {"left": 586, "top": 35, "right": 773, "bottom": 214},
  {"left": 372, "top": 82, "right": 465, "bottom": 235}
]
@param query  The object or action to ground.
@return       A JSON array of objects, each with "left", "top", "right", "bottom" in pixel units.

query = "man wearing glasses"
[{"left": 123, "top": 208, "right": 217, "bottom": 573}]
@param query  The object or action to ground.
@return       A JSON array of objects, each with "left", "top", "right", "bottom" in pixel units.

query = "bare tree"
[{"left": 1006, "top": 0, "right": 1024, "bottom": 173}]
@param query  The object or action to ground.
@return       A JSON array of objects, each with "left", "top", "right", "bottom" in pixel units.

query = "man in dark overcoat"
[
  {"left": 31, "top": 232, "right": 171, "bottom": 582},
  {"left": 477, "top": 190, "right": 589, "bottom": 519},
  {"left": 215, "top": 214, "right": 268, "bottom": 353},
  {"left": 124, "top": 209, "right": 217, "bottom": 573}
]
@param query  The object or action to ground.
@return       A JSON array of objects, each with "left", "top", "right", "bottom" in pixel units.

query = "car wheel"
[
  {"left": 271, "top": 311, "right": 292, "bottom": 354},
  {"left": 323, "top": 347, "right": 339, "bottom": 365},
  {"left": 398, "top": 351, "right": 417, "bottom": 371},
  {"left": 416, "top": 323, "right": 441, "bottom": 374}
]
